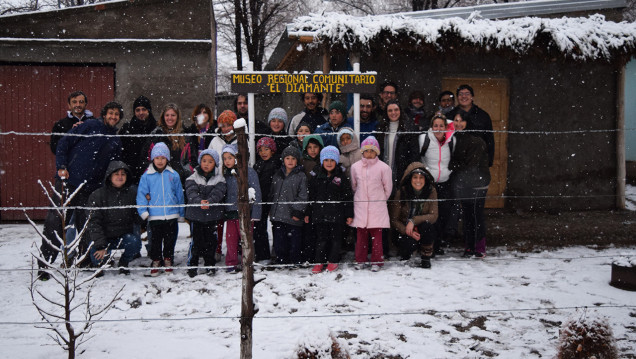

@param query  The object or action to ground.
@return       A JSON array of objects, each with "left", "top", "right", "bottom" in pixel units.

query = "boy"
[{"left": 253, "top": 137, "right": 279, "bottom": 263}]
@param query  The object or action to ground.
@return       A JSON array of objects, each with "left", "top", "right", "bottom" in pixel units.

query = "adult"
[
  {"left": 406, "top": 90, "right": 426, "bottom": 131},
  {"left": 374, "top": 81, "right": 398, "bottom": 123},
  {"left": 39, "top": 102, "right": 124, "bottom": 279},
  {"left": 315, "top": 101, "right": 353, "bottom": 147},
  {"left": 50, "top": 91, "right": 94, "bottom": 154},
  {"left": 144, "top": 103, "right": 198, "bottom": 186},
  {"left": 119, "top": 95, "right": 157, "bottom": 183},
  {"left": 419, "top": 114, "right": 456, "bottom": 254},
  {"left": 86, "top": 161, "right": 142, "bottom": 275},
  {"left": 235, "top": 93, "right": 269, "bottom": 136},
  {"left": 187, "top": 103, "right": 216, "bottom": 150},
  {"left": 450, "top": 84, "right": 495, "bottom": 167},
  {"left": 435, "top": 90, "right": 455, "bottom": 117},
  {"left": 286, "top": 92, "right": 328, "bottom": 135},
  {"left": 350, "top": 94, "right": 379, "bottom": 143},
  {"left": 389, "top": 163, "right": 438, "bottom": 268},
  {"left": 449, "top": 111, "right": 491, "bottom": 258}
]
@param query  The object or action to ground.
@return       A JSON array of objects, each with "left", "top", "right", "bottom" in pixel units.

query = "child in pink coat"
[{"left": 350, "top": 136, "right": 393, "bottom": 271}]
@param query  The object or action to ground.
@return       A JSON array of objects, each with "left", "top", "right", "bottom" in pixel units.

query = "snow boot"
[
  {"left": 311, "top": 264, "right": 324, "bottom": 274},
  {"left": 187, "top": 268, "right": 198, "bottom": 278},
  {"left": 420, "top": 256, "right": 432, "bottom": 269},
  {"left": 326, "top": 263, "right": 339, "bottom": 272}
]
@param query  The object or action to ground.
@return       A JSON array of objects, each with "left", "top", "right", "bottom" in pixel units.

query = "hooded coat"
[
  {"left": 269, "top": 165, "right": 308, "bottom": 226},
  {"left": 136, "top": 163, "right": 185, "bottom": 221},
  {"left": 143, "top": 126, "right": 198, "bottom": 186},
  {"left": 307, "top": 164, "right": 354, "bottom": 224},
  {"left": 184, "top": 166, "right": 227, "bottom": 223},
  {"left": 389, "top": 162, "right": 438, "bottom": 235},
  {"left": 350, "top": 156, "right": 392, "bottom": 229},
  {"left": 338, "top": 133, "right": 362, "bottom": 180},
  {"left": 86, "top": 161, "right": 140, "bottom": 250}
]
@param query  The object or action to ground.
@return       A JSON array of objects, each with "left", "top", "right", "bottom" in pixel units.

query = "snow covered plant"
[
  {"left": 556, "top": 309, "right": 618, "bottom": 359},
  {"left": 26, "top": 180, "right": 123, "bottom": 359},
  {"left": 295, "top": 330, "right": 350, "bottom": 359},
  {"left": 611, "top": 256, "right": 636, "bottom": 267}
]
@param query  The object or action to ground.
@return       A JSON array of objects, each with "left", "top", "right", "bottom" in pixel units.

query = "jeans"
[
  {"left": 272, "top": 221, "right": 302, "bottom": 265},
  {"left": 89, "top": 232, "right": 142, "bottom": 267}
]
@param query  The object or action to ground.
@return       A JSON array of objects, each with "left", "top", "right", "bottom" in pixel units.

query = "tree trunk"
[
  {"left": 234, "top": 0, "right": 243, "bottom": 70},
  {"left": 235, "top": 125, "right": 255, "bottom": 359}
]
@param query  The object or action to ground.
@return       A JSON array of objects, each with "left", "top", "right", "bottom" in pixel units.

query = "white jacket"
[{"left": 419, "top": 129, "right": 453, "bottom": 183}]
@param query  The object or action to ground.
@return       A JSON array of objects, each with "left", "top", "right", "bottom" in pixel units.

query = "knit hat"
[
  {"left": 302, "top": 134, "right": 324, "bottom": 151},
  {"left": 320, "top": 145, "right": 340, "bottom": 165},
  {"left": 360, "top": 136, "right": 381, "bottom": 155},
  {"left": 295, "top": 120, "right": 312, "bottom": 135},
  {"left": 221, "top": 143, "right": 238, "bottom": 157},
  {"left": 198, "top": 148, "right": 220, "bottom": 166},
  {"left": 257, "top": 136, "right": 277, "bottom": 153},
  {"left": 336, "top": 127, "right": 354, "bottom": 145},
  {"left": 267, "top": 107, "right": 288, "bottom": 126},
  {"left": 281, "top": 145, "right": 301, "bottom": 162},
  {"left": 218, "top": 110, "right": 237, "bottom": 127},
  {"left": 329, "top": 101, "right": 347, "bottom": 117},
  {"left": 133, "top": 95, "right": 152, "bottom": 112},
  {"left": 151, "top": 142, "right": 170, "bottom": 161}
]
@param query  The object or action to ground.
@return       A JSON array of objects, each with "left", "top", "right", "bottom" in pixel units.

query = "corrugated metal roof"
[{"left": 398, "top": 0, "right": 627, "bottom": 20}]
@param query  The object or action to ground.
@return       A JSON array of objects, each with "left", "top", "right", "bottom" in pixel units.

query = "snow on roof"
[{"left": 286, "top": 13, "right": 636, "bottom": 61}]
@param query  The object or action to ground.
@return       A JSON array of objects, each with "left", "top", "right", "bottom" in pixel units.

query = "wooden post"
[
  {"left": 616, "top": 60, "right": 626, "bottom": 210},
  {"left": 209, "top": 0, "right": 217, "bottom": 111},
  {"left": 235, "top": 123, "right": 255, "bottom": 359}
]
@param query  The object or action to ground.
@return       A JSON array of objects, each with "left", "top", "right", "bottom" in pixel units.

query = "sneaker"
[
  {"left": 326, "top": 263, "right": 339, "bottom": 272},
  {"left": 205, "top": 268, "right": 216, "bottom": 276},
  {"left": 37, "top": 270, "right": 50, "bottom": 281},
  {"left": 473, "top": 252, "right": 486, "bottom": 259},
  {"left": 119, "top": 268, "right": 131, "bottom": 275},
  {"left": 353, "top": 263, "right": 364, "bottom": 270},
  {"left": 311, "top": 264, "right": 324, "bottom": 274},
  {"left": 150, "top": 260, "right": 161, "bottom": 277},
  {"left": 420, "top": 256, "right": 432, "bottom": 269},
  {"left": 187, "top": 268, "right": 198, "bottom": 278},
  {"left": 371, "top": 264, "right": 381, "bottom": 272},
  {"left": 462, "top": 249, "right": 475, "bottom": 258},
  {"left": 164, "top": 258, "right": 173, "bottom": 273}
]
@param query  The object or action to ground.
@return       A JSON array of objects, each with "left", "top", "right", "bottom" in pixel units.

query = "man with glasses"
[
  {"left": 451, "top": 84, "right": 495, "bottom": 167},
  {"left": 375, "top": 81, "right": 399, "bottom": 121}
]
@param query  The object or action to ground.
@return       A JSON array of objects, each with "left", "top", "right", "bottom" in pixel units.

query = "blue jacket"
[
  {"left": 223, "top": 167, "right": 262, "bottom": 220},
  {"left": 314, "top": 118, "right": 353, "bottom": 147},
  {"left": 55, "top": 118, "right": 122, "bottom": 193},
  {"left": 136, "top": 164, "right": 185, "bottom": 221}
]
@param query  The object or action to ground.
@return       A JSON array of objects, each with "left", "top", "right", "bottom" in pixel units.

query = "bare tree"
[{"left": 27, "top": 180, "right": 123, "bottom": 359}]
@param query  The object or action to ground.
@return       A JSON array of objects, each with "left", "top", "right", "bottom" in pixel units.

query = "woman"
[
  {"left": 448, "top": 110, "right": 491, "bottom": 258},
  {"left": 188, "top": 104, "right": 215, "bottom": 150},
  {"left": 419, "top": 114, "right": 456, "bottom": 255},
  {"left": 389, "top": 162, "right": 438, "bottom": 268}
]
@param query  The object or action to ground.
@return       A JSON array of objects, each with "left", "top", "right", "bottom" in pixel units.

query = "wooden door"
[{"left": 442, "top": 77, "right": 509, "bottom": 208}]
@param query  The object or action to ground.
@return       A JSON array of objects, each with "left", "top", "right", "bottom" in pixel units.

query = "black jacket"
[
  {"left": 450, "top": 105, "right": 495, "bottom": 167},
  {"left": 376, "top": 118, "right": 421, "bottom": 186},
  {"left": 254, "top": 156, "right": 281, "bottom": 204},
  {"left": 119, "top": 115, "right": 157, "bottom": 183},
  {"left": 448, "top": 132, "right": 491, "bottom": 189},
  {"left": 86, "top": 161, "right": 140, "bottom": 250},
  {"left": 307, "top": 165, "right": 354, "bottom": 224}
]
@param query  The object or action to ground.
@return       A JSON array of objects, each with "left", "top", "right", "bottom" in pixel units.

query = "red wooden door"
[{"left": 0, "top": 64, "right": 115, "bottom": 221}]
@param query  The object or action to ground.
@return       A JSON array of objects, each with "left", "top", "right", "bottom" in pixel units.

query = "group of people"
[{"left": 37, "top": 82, "right": 493, "bottom": 279}]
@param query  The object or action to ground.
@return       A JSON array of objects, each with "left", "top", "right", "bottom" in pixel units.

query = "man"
[
  {"left": 50, "top": 91, "right": 95, "bottom": 154},
  {"left": 286, "top": 92, "right": 328, "bottom": 136},
  {"left": 235, "top": 93, "right": 269, "bottom": 136},
  {"left": 450, "top": 84, "right": 495, "bottom": 167},
  {"left": 436, "top": 90, "right": 455, "bottom": 117},
  {"left": 39, "top": 102, "right": 124, "bottom": 279},
  {"left": 315, "top": 101, "right": 352, "bottom": 147},
  {"left": 374, "top": 81, "right": 398, "bottom": 122},
  {"left": 406, "top": 90, "right": 426, "bottom": 131},
  {"left": 119, "top": 95, "right": 157, "bottom": 183},
  {"left": 349, "top": 94, "right": 379, "bottom": 143}
]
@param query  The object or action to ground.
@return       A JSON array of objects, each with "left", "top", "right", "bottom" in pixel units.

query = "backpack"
[{"left": 420, "top": 133, "right": 455, "bottom": 157}]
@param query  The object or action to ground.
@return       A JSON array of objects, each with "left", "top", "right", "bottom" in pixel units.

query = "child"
[
  {"left": 253, "top": 137, "right": 279, "bottom": 263},
  {"left": 184, "top": 149, "right": 226, "bottom": 277},
  {"left": 301, "top": 134, "right": 324, "bottom": 178},
  {"left": 221, "top": 144, "right": 262, "bottom": 272},
  {"left": 350, "top": 136, "right": 392, "bottom": 272},
  {"left": 137, "top": 142, "right": 185, "bottom": 277},
  {"left": 294, "top": 121, "right": 311, "bottom": 148},
  {"left": 267, "top": 107, "right": 292, "bottom": 153},
  {"left": 306, "top": 146, "right": 353, "bottom": 273},
  {"left": 269, "top": 145, "right": 308, "bottom": 265},
  {"left": 336, "top": 127, "right": 361, "bottom": 180}
]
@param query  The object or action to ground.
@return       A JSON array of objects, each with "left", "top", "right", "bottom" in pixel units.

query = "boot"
[
  {"left": 164, "top": 258, "right": 173, "bottom": 273},
  {"left": 420, "top": 255, "right": 432, "bottom": 269},
  {"left": 150, "top": 260, "right": 161, "bottom": 277}
]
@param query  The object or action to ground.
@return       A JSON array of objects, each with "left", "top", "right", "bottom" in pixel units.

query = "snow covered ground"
[{"left": 0, "top": 221, "right": 635, "bottom": 358}]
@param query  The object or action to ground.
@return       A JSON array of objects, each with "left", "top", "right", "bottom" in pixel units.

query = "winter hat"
[
  {"left": 198, "top": 148, "right": 220, "bottom": 166},
  {"left": 257, "top": 136, "right": 277, "bottom": 153},
  {"left": 360, "top": 136, "right": 381, "bottom": 155},
  {"left": 267, "top": 107, "right": 288, "bottom": 126},
  {"left": 328, "top": 101, "right": 347, "bottom": 117},
  {"left": 336, "top": 127, "right": 354, "bottom": 145},
  {"left": 320, "top": 146, "right": 340, "bottom": 165},
  {"left": 218, "top": 110, "right": 237, "bottom": 127},
  {"left": 151, "top": 142, "right": 170, "bottom": 161},
  {"left": 281, "top": 145, "right": 301, "bottom": 162},
  {"left": 221, "top": 143, "right": 238, "bottom": 157},
  {"left": 295, "top": 120, "right": 312, "bottom": 135},
  {"left": 302, "top": 134, "right": 324, "bottom": 151},
  {"left": 133, "top": 95, "right": 152, "bottom": 112}
]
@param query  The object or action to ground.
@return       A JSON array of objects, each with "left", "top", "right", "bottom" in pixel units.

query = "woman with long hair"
[{"left": 188, "top": 103, "right": 215, "bottom": 150}]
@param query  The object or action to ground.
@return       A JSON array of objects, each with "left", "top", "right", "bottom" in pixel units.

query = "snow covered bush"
[
  {"left": 295, "top": 330, "right": 350, "bottom": 359},
  {"left": 557, "top": 310, "right": 618, "bottom": 359}
]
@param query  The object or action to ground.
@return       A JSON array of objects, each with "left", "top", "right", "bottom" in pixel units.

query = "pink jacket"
[{"left": 350, "top": 157, "right": 393, "bottom": 229}]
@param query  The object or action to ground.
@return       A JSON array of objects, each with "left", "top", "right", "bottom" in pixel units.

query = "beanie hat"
[
  {"left": 302, "top": 134, "right": 324, "bottom": 151},
  {"left": 295, "top": 120, "right": 312, "bottom": 135},
  {"left": 218, "top": 110, "right": 237, "bottom": 127},
  {"left": 267, "top": 107, "right": 288, "bottom": 126},
  {"left": 360, "top": 136, "right": 381, "bottom": 155},
  {"left": 221, "top": 143, "right": 238, "bottom": 157},
  {"left": 198, "top": 148, "right": 220, "bottom": 166},
  {"left": 151, "top": 142, "right": 170, "bottom": 161},
  {"left": 133, "top": 95, "right": 152, "bottom": 112},
  {"left": 320, "top": 146, "right": 340, "bottom": 165},
  {"left": 328, "top": 101, "right": 347, "bottom": 117},
  {"left": 336, "top": 127, "right": 354, "bottom": 145},
  {"left": 257, "top": 136, "right": 277, "bottom": 153},
  {"left": 281, "top": 145, "right": 301, "bottom": 163}
]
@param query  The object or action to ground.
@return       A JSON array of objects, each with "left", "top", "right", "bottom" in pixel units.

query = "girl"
[
  {"left": 336, "top": 127, "right": 361, "bottom": 180},
  {"left": 137, "top": 142, "right": 185, "bottom": 277},
  {"left": 389, "top": 163, "right": 438, "bottom": 268},
  {"left": 306, "top": 146, "right": 353, "bottom": 273},
  {"left": 301, "top": 134, "right": 324, "bottom": 178},
  {"left": 184, "top": 149, "right": 226, "bottom": 277},
  {"left": 267, "top": 107, "right": 292, "bottom": 153},
  {"left": 350, "top": 136, "right": 392, "bottom": 271},
  {"left": 221, "top": 144, "right": 262, "bottom": 272},
  {"left": 290, "top": 121, "right": 311, "bottom": 150},
  {"left": 253, "top": 137, "right": 279, "bottom": 263},
  {"left": 449, "top": 111, "right": 491, "bottom": 258},
  {"left": 269, "top": 145, "right": 308, "bottom": 265}
]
